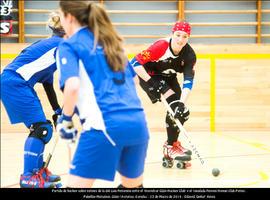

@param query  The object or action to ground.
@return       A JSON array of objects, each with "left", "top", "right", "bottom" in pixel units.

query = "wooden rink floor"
[{"left": 1, "top": 130, "right": 270, "bottom": 188}]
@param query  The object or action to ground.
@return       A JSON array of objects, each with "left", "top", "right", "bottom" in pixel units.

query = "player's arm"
[
  {"left": 43, "top": 82, "right": 61, "bottom": 112},
  {"left": 43, "top": 81, "right": 62, "bottom": 127},
  {"left": 180, "top": 84, "right": 192, "bottom": 104},
  {"left": 134, "top": 65, "right": 152, "bottom": 82},
  {"left": 56, "top": 78, "right": 79, "bottom": 141},
  {"left": 130, "top": 40, "right": 167, "bottom": 81},
  {"left": 164, "top": 53, "right": 196, "bottom": 124},
  {"left": 181, "top": 54, "right": 196, "bottom": 104},
  {"left": 131, "top": 57, "right": 174, "bottom": 99},
  {"left": 130, "top": 52, "right": 152, "bottom": 82},
  {"left": 56, "top": 42, "right": 79, "bottom": 140},
  {"left": 57, "top": 42, "right": 80, "bottom": 116},
  {"left": 62, "top": 77, "right": 80, "bottom": 117},
  {"left": 130, "top": 41, "right": 175, "bottom": 99}
]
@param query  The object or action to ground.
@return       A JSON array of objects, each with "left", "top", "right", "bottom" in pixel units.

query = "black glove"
[
  {"left": 146, "top": 78, "right": 170, "bottom": 104},
  {"left": 166, "top": 94, "right": 190, "bottom": 124},
  {"left": 146, "top": 78, "right": 161, "bottom": 103},
  {"left": 52, "top": 108, "right": 62, "bottom": 128}
]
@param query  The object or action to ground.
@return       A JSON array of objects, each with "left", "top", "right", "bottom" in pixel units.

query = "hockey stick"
[
  {"left": 43, "top": 134, "right": 59, "bottom": 168},
  {"left": 43, "top": 133, "right": 74, "bottom": 169},
  {"left": 67, "top": 140, "right": 75, "bottom": 165},
  {"left": 160, "top": 96, "right": 220, "bottom": 176}
]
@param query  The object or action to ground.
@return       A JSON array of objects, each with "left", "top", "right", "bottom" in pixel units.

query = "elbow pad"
[
  {"left": 183, "top": 78, "right": 193, "bottom": 90},
  {"left": 130, "top": 57, "right": 141, "bottom": 68}
]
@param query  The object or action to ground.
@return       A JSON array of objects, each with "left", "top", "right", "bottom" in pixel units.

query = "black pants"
[{"left": 139, "top": 74, "right": 182, "bottom": 145}]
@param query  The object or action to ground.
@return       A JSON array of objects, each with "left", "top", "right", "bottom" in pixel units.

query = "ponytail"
[
  {"left": 59, "top": 1, "right": 127, "bottom": 71},
  {"left": 47, "top": 11, "right": 65, "bottom": 37},
  {"left": 87, "top": 3, "right": 127, "bottom": 71}
]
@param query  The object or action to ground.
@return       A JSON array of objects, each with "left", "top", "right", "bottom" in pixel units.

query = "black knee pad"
[
  {"left": 29, "top": 120, "right": 53, "bottom": 144},
  {"left": 139, "top": 78, "right": 159, "bottom": 104}
]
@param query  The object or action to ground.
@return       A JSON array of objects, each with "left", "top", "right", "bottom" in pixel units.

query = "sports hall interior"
[{"left": 1, "top": 1, "right": 270, "bottom": 188}]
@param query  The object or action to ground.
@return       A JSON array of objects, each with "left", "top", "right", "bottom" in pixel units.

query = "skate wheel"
[
  {"left": 162, "top": 161, "right": 168, "bottom": 168},
  {"left": 168, "top": 161, "right": 173, "bottom": 168},
  {"left": 176, "top": 162, "right": 185, "bottom": 169},
  {"left": 162, "top": 158, "right": 173, "bottom": 168},
  {"left": 162, "top": 161, "right": 173, "bottom": 168}
]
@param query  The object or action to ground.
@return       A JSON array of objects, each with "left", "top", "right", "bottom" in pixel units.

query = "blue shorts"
[
  {"left": 1, "top": 70, "right": 46, "bottom": 127},
  {"left": 70, "top": 113, "right": 149, "bottom": 181}
]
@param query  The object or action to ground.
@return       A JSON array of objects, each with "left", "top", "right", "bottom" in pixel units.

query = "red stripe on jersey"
[{"left": 135, "top": 39, "right": 169, "bottom": 65}]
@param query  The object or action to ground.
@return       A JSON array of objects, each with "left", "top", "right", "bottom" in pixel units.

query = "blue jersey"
[
  {"left": 57, "top": 27, "right": 143, "bottom": 132},
  {"left": 4, "top": 36, "right": 63, "bottom": 87}
]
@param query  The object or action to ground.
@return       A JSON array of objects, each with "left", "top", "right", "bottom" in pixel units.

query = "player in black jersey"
[{"left": 131, "top": 21, "right": 196, "bottom": 169}]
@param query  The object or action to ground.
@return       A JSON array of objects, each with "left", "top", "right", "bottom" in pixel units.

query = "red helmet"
[{"left": 172, "top": 21, "right": 191, "bottom": 36}]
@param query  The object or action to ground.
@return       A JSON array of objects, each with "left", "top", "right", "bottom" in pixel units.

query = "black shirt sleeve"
[
  {"left": 43, "top": 82, "right": 60, "bottom": 112},
  {"left": 183, "top": 44, "right": 196, "bottom": 80}
]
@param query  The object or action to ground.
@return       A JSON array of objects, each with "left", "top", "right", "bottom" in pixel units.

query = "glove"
[
  {"left": 166, "top": 94, "right": 190, "bottom": 124},
  {"left": 146, "top": 78, "right": 170, "bottom": 104},
  {"left": 52, "top": 108, "right": 62, "bottom": 128},
  {"left": 56, "top": 114, "right": 78, "bottom": 142},
  {"left": 146, "top": 78, "right": 161, "bottom": 103}
]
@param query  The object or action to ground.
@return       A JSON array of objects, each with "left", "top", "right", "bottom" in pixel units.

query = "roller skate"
[
  {"left": 162, "top": 141, "right": 192, "bottom": 169},
  {"left": 40, "top": 166, "right": 61, "bottom": 182},
  {"left": 20, "top": 169, "right": 56, "bottom": 188},
  {"left": 175, "top": 141, "right": 192, "bottom": 156},
  {"left": 40, "top": 164, "right": 62, "bottom": 187}
]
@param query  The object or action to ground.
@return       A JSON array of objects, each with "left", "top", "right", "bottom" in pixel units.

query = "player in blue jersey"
[
  {"left": 57, "top": 1, "right": 149, "bottom": 188},
  {"left": 130, "top": 21, "right": 196, "bottom": 169},
  {"left": 1, "top": 13, "right": 65, "bottom": 188}
]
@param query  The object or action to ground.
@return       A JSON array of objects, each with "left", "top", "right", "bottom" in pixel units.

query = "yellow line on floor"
[
  {"left": 235, "top": 171, "right": 269, "bottom": 187},
  {"left": 216, "top": 132, "right": 270, "bottom": 152}
]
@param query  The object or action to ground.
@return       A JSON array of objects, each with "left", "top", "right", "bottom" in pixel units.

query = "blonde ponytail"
[{"left": 47, "top": 11, "right": 65, "bottom": 37}]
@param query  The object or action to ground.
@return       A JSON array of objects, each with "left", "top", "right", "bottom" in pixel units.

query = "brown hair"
[{"left": 59, "top": 1, "right": 127, "bottom": 71}]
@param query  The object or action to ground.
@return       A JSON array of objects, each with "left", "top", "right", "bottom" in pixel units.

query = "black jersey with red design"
[{"left": 131, "top": 38, "right": 196, "bottom": 81}]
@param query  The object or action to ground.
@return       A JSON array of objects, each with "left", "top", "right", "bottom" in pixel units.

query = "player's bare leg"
[
  {"left": 119, "top": 174, "right": 144, "bottom": 188},
  {"left": 66, "top": 174, "right": 95, "bottom": 188}
]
